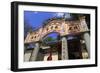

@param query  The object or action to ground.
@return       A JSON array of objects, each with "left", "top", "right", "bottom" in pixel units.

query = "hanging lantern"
[{"left": 47, "top": 48, "right": 52, "bottom": 61}]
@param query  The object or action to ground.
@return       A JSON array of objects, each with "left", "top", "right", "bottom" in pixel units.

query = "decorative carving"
[
  {"left": 68, "top": 24, "right": 80, "bottom": 33},
  {"left": 25, "top": 17, "right": 88, "bottom": 43}
]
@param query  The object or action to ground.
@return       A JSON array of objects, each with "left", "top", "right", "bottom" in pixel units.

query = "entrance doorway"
[{"left": 67, "top": 38, "right": 82, "bottom": 59}]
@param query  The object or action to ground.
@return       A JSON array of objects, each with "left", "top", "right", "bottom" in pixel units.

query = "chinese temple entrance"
[
  {"left": 68, "top": 38, "right": 82, "bottom": 59},
  {"left": 24, "top": 15, "right": 90, "bottom": 61}
]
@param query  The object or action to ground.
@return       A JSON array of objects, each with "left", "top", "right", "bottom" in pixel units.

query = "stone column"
[
  {"left": 83, "top": 33, "right": 90, "bottom": 58},
  {"left": 30, "top": 43, "right": 40, "bottom": 61},
  {"left": 61, "top": 37, "right": 69, "bottom": 60}
]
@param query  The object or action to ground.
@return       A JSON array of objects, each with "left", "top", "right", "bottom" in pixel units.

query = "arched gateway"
[{"left": 24, "top": 16, "right": 90, "bottom": 61}]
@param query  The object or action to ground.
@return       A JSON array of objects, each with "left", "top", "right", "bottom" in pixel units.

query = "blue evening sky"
[{"left": 24, "top": 11, "right": 71, "bottom": 38}]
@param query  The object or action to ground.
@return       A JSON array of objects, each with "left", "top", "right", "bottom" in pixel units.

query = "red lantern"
[{"left": 47, "top": 49, "right": 52, "bottom": 61}]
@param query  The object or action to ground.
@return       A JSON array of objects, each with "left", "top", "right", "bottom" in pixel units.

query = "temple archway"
[
  {"left": 41, "top": 32, "right": 61, "bottom": 61},
  {"left": 24, "top": 16, "right": 90, "bottom": 61}
]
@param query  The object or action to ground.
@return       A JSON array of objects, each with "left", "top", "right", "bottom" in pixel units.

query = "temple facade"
[{"left": 24, "top": 16, "right": 90, "bottom": 61}]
